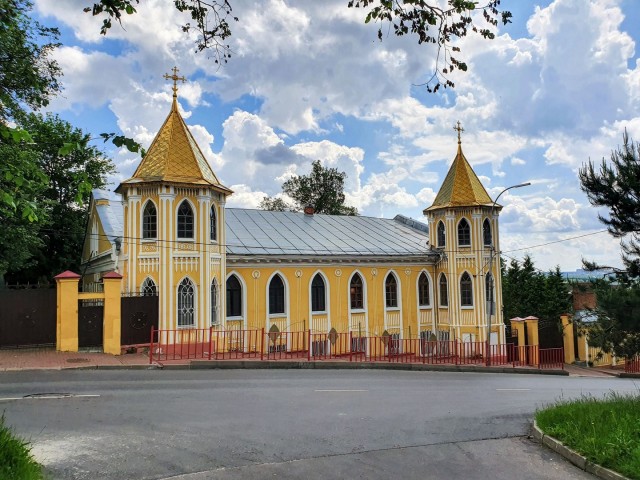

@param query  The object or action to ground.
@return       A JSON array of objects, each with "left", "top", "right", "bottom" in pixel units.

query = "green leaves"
[{"left": 99, "top": 133, "right": 147, "bottom": 157}]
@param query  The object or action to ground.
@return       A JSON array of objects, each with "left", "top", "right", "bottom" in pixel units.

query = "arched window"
[
  {"left": 177, "top": 278, "right": 195, "bottom": 327},
  {"left": 385, "top": 273, "right": 398, "bottom": 308},
  {"left": 418, "top": 272, "right": 430, "bottom": 306},
  {"left": 485, "top": 272, "right": 495, "bottom": 315},
  {"left": 483, "top": 218, "right": 492, "bottom": 246},
  {"left": 142, "top": 201, "right": 157, "bottom": 239},
  {"left": 211, "top": 279, "right": 219, "bottom": 325},
  {"left": 311, "top": 274, "right": 326, "bottom": 312},
  {"left": 350, "top": 273, "right": 364, "bottom": 310},
  {"left": 226, "top": 275, "right": 242, "bottom": 318},
  {"left": 458, "top": 218, "right": 471, "bottom": 246},
  {"left": 141, "top": 277, "right": 157, "bottom": 296},
  {"left": 268, "top": 274, "right": 286, "bottom": 315},
  {"left": 177, "top": 200, "right": 194, "bottom": 239},
  {"left": 210, "top": 206, "right": 217, "bottom": 242},
  {"left": 460, "top": 272, "right": 473, "bottom": 307},
  {"left": 437, "top": 221, "right": 446, "bottom": 247},
  {"left": 439, "top": 274, "right": 448, "bottom": 307}
]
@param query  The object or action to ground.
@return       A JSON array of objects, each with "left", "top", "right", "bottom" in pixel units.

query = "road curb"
[
  {"left": 531, "top": 420, "right": 630, "bottom": 480},
  {"left": 619, "top": 372, "right": 640, "bottom": 378},
  {"left": 189, "top": 360, "right": 569, "bottom": 375}
]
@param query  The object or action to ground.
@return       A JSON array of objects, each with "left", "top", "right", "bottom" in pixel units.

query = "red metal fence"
[
  {"left": 625, "top": 355, "right": 640, "bottom": 373},
  {"left": 148, "top": 328, "right": 563, "bottom": 369}
]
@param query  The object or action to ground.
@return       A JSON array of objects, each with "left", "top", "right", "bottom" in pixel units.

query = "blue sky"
[{"left": 32, "top": 0, "right": 640, "bottom": 271}]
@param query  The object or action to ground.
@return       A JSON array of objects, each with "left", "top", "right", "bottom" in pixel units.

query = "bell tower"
[
  {"left": 116, "top": 67, "right": 232, "bottom": 331},
  {"left": 423, "top": 123, "right": 504, "bottom": 345}
]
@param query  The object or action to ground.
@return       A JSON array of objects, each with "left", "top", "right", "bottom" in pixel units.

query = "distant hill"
[{"left": 560, "top": 269, "right": 615, "bottom": 281}]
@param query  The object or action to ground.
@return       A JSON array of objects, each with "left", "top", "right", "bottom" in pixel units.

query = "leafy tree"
[
  {"left": 85, "top": 0, "right": 510, "bottom": 92},
  {"left": 4, "top": 114, "right": 115, "bottom": 283},
  {"left": 259, "top": 196, "right": 293, "bottom": 212},
  {"left": 578, "top": 130, "right": 640, "bottom": 357},
  {"left": 502, "top": 255, "right": 571, "bottom": 332},
  {"left": 261, "top": 160, "right": 358, "bottom": 216}
]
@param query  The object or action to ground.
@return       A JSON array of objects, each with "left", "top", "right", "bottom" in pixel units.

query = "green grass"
[
  {"left": 536, "top": 392, "right": 640, "bottom": 479},
  {"left": 0, "top": 414, "right": 42, "bottom": 480}
]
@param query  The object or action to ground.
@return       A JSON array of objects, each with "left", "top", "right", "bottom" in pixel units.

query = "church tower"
[
  {"left": 423, "top": 123, "right": 504, "bottom": 345},
  {"left": 116, "top": 68, "right": 232, "bottom": 331}
]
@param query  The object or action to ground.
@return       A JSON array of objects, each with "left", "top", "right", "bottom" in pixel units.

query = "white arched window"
[
  {"left": 177, "top": 277, "right": 195, "bottom": 327},
  {"left": 437, "top": 221, "right": 446, "bottom": 247},
  {"left": 418, "top": 272, "right": 430, "bottom": 307},
  {"left": 141, "top": 277, "right": 157, "bottom": 296},
  {"left": 311, "top": 273, "right": 326, "bottom": 313},
  {"left": 177, "top": 200, "right": 194, "bottom": 239},
  {"left": 210, "top": 205, "right": 217, "bottom": 242},
  {"left": 483, "top": 218, "right": 492, "bottom": 247},
  {"left": 268, "top": 274, "right": 286, "bottom": 315},
  {"left": 439, "top": 274, "right": 448, "bottom": 307},
  {"left": 350, "top": 273, "right": 364, "bottom": 310},
  {"left": 460, "top": 272, "right": 473, "bottom": 307},
  {"left": 458, "top": 218, "right": 471, "bottom": 246},
  {"left": 226, "top": 274, "right": 242, "bottom": 318},
  {"left": 385, "top": 273, "right": 398, "bottom": 308},
  {"left": 211, "top": 279, "right": 219, "bottom": 325},
  {"left": 142, "top": 201, "right": 157, "bottom": 239}
]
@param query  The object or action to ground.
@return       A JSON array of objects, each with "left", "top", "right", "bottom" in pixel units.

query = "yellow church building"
[{"left": 81, "top": 73, "right": 505, "bottom": 349}]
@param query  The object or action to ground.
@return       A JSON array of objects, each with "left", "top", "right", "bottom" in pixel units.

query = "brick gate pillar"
[
  {"left": 55, "top": 271, "right": 81, "bottom": 352},
  {"left": 524, "top": 316, "right": 539, "bottom": 347},
  {"left": 560, "top": 314, "right": 575, "bottom": 363},
  {"left": 102, "top": 271, "right": 123, "bottom": 355}
]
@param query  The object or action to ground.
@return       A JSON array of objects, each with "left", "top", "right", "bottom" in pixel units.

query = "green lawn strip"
[
  {"left": 0, "top": 414, "right": 43, "bottom": 480},
  {"left": 536, "top": 393, "right": 640, "bottom": 479}
]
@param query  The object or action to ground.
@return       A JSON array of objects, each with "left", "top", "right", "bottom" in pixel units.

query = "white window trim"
[{"left": 176, "top": 276, "right": 197, "bottom": 329}]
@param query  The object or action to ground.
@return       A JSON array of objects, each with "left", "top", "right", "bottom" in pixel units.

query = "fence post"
[
  {"left": 149, "top": 326, "right": 155, "bottom": 364},
  {"left": 349, "top": 331, "right": 353, "bottom": 362},
  {"left": 54, "top": 270, "right": 81, "bottom": 352},
  {"left": 208, "top": 326, "right": 213, "bottom": 361},
  {"left": 308, "top": 329, "right": 311, "bottom": 362},
  {"left": 102, "top": 271, "right": 123, "bottom": 355},
  {"left": 260, "top": 328, "right": 264, "bottom": 361}
]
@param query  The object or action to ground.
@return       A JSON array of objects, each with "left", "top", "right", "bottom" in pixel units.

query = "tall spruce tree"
[{"left": 578, "top": 130, "right": 640, "bottom": 357}]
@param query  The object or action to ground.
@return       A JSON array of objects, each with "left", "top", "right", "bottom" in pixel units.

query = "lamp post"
[{"left": 486, "top": 182, "right": 530, "bottom": 366}]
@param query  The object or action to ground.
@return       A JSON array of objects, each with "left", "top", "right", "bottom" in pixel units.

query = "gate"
[
  {"left": 121, "top": 293, "right": 159, "bottom": 346},
  {"left": 0, "top": 287, "right": 57, "bottom": 348},
  {"left": 78, "top": 299, "right": 104, "bottom": 348}
]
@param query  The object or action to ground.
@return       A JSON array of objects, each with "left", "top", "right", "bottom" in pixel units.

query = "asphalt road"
[{"left": 1, "top": 369, "right": 636, "bottom": 480}]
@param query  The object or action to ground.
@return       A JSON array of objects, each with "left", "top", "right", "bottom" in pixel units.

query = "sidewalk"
[{"left": 0, "top": 348, "right": 625, "bottom": 376}]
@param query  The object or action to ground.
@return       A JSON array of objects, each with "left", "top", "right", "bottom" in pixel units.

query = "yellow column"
[
  {"left": 55, "top": 271, "right": 81, "bottom": 352},
  {"left": 102, "top": 271, "right": 123, "bottom": 355},
  {"left": 510, "top": 318, "right": 526, "bottom": 347},
  {"left": 524, "top": 316, "right": 539, "bottom": 347},
  {"left": 561, "top": 314, "right": 575, "bottom": 363}
]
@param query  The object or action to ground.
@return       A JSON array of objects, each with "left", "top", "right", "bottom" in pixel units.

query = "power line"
[{"left": 502, "top": 230, "right": 609, "bottom": 253}]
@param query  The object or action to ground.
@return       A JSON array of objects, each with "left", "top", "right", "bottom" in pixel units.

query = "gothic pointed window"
[
  {"left": 458, "top": 218, "right": 471, "bottom": 246},
  {"left": 268, "top": 274, "right": 286, "bottom": 315},
  {"left": 439, "top": 274, "right": 448, "bottom": 307},
  {"left": 211, "top": 279, "right": 219, "bottom": 325},
  {"left": 350, "top": 273, "right": 364, "bottom": 310},
  {"left": 226, "top": 275, "right": 242, "bottom": 318},
  {"left": 177, "top": 277, "right": 195, "bottom": 327},
  {"left": 143, "top": 201, "right": 157, "bottom": 239},
  {"left": 385, "top": 273, "right": 398, "bottom": 308},
  {"left": 460, "top": 272, "right": 473, "bottom": 307},
  {"left": 311, "top": 274, "right": 326, "bottom": 312},
  {"left": 141, "top": 277, "right": 157, "bottom": 296},
  {"left": 437, "top": 221, "right": 446, "bottom": 247},
  {"left": 483, "top": 218, "right": 492, "bottom": 246},
  {"left": 210, "top": 206, "right": 217, "bottom": 242},
  {"left": 418, "top": 272, "right": 430, "bottom": 306},
  {"left": 177, "top": 200, "right": 194, "bottom": 239}
]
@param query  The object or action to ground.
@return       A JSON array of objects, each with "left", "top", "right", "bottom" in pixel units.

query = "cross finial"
[
  {"left": 163, "top": 66, "right": 187, "bottom": 98},
  {"left": 453, "top": 121, "right": 464, "bottom": 144}
]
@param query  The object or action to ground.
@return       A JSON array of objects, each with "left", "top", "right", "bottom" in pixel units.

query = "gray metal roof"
[
  {"left": 225, "top": 208, "right": 431, "bottom": 257},
  {"left": 93, "top": 189, "right": 123, "bottom": 242},
  {"left": 91, "top": 190, "right": 433, "bottom": 258}
]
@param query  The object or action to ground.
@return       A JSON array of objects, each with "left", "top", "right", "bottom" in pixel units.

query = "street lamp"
[{"left": 486, "top": 182, "right": 530, "bottom": 366}]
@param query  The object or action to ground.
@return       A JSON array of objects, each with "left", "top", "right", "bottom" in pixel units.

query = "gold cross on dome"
[
  {"left": 453, "top": 121, "right": 464, "bottom": 144},
  {"left": 163, "top": 66, "right": 187, "bottom": 97}
]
